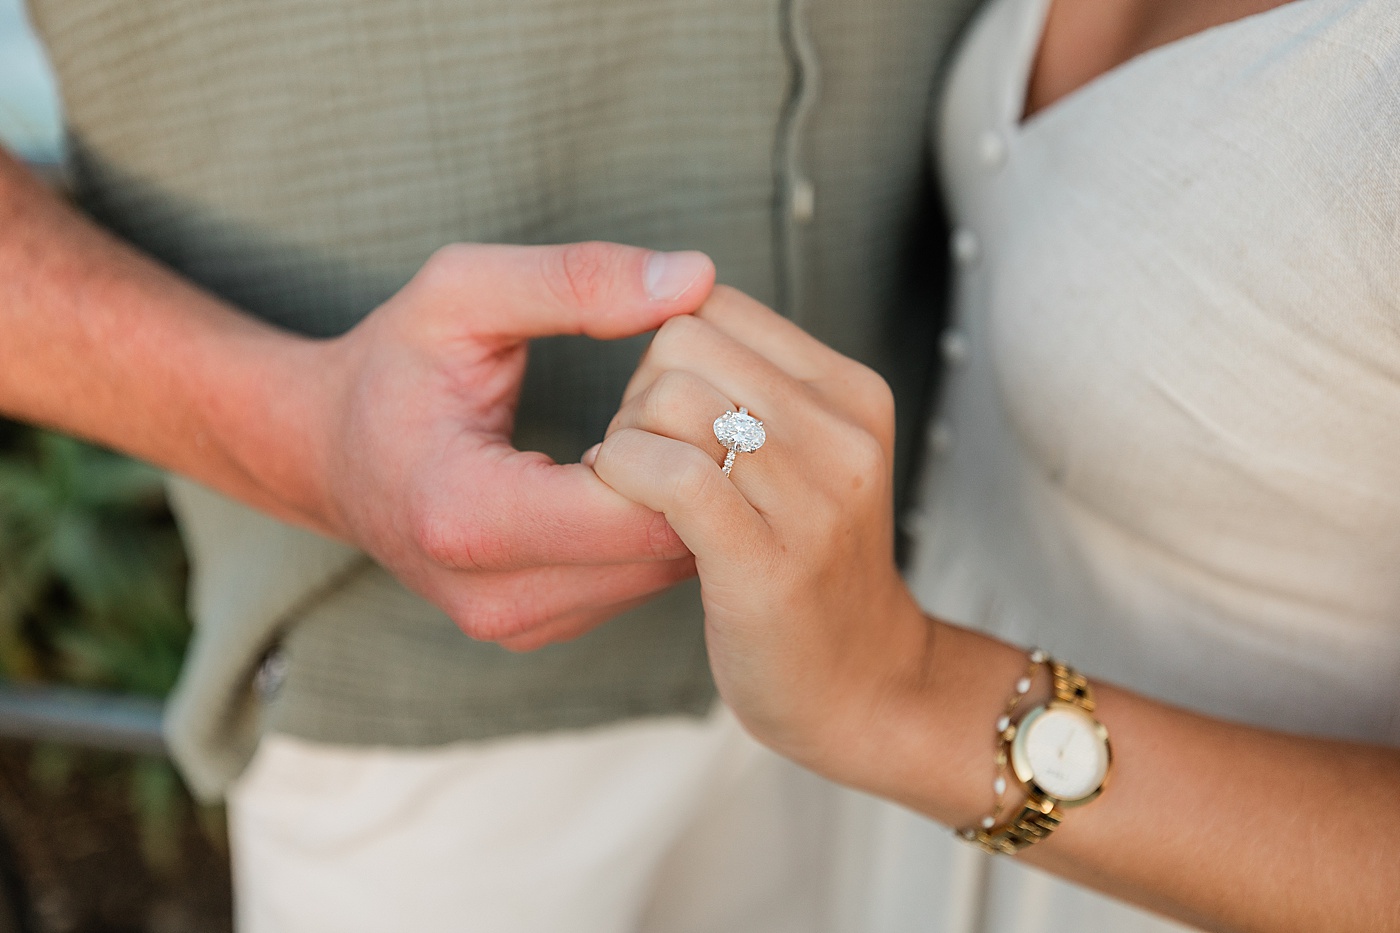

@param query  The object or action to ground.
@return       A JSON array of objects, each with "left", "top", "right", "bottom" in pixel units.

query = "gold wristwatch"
[{"left": 968, "top": 660, "right": 1112, "bottom": 855}]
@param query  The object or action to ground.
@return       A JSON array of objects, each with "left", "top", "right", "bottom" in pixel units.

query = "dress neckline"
[{"left": 1011, "top": 0, "right": 1314, "bottom": 136}]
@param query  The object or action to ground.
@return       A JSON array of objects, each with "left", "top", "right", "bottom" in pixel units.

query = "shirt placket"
[{"left": 772, "top": 0, "right": 820, "bottom": 323}]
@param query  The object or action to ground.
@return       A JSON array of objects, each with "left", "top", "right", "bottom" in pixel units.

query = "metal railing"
[{"left": 0, "top": 685, "right": 164, "bottom": 756}]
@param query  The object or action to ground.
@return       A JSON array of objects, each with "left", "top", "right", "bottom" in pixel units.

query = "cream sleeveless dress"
[{"left": 895, "top": 0, "right": 1400, "bottom": 929}]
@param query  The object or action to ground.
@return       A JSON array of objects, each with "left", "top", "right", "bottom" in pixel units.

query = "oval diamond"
[{"left": 713, "top": 409, "right": 765, "bottom": 453}]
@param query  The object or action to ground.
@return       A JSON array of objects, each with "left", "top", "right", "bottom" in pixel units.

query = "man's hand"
[
  {"left": 0, "top": 148, "right": 711, "bottom": 650},
  {"left": 313, "top": 242, "right": 714, "bottom": 647}
]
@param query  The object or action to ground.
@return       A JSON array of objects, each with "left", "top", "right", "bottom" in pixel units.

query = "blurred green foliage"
[
  {"left": 0, "top": 422, "right": 188, "bottom": 694},
  {"left": 0, "top": 420, "right": 207, "bottom": 870}
]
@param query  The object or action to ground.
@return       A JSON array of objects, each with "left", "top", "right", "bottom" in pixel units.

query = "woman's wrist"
[{"left": 815, "top": 612, "right": 1052, "bottom": 830}]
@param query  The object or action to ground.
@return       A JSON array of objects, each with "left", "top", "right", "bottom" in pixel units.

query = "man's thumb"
[{"left": 426, "top": 241, "right": 715, "bottom": 343}]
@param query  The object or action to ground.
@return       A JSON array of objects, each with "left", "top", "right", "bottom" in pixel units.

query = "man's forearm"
[
  {"left": 0, "top": 145, "right": 713, "bottom": 643},
  {"left": 0, "top": 147, "right": 337, "bottom": 534}
]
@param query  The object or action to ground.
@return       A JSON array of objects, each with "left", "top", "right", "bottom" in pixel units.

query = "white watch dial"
[{"left": 1016, "top": 705, "right": 1108, "bottom": 802}]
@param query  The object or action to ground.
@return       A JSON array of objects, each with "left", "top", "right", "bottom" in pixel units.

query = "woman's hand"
[
  {"left": 588, "top": 286, "right": 932, "bottom": 773},
  {"left": 591, "top": 284, "right": 1400, "bottom": 933},
  {"left": 590, "top": 292, "right": 1400, "bottom": 933}
]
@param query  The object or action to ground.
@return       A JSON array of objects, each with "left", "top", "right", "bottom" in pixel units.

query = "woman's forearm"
[{"left": 832, "top": 613, "right": 1400, "bottom": 933}]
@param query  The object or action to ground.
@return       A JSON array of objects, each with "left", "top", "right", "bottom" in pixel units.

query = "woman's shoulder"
[{"left": 1264, "top": 1, "right": 1400, "bottom": 95}]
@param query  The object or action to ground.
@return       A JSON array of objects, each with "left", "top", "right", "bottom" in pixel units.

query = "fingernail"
[
  {"left": 582, "top": 443, "right": 602, "bottom": 468},
  {"left": 644, "top": 250, "right": 710, "bottom": 301}
]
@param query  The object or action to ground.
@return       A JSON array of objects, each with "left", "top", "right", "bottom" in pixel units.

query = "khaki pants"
[{"left": 228, "top": 704, "right": 943, "bottom": 933}]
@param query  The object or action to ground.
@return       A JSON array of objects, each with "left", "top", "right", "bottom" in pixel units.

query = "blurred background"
[
  {"left": 1, "top": 3, "right": 233, "bottom": 930},
  {"left": 0, "top": 0, "right": 60, "bottom": 165}
]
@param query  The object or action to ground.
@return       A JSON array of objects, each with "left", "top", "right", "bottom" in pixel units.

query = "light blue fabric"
[{"left": 0, "top": 0, "right": 63, "bottom": 164}]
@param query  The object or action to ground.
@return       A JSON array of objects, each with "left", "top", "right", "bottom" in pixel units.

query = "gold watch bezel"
[{"left": 1009, "top": 701, "right": 1112, "bottom": 808}]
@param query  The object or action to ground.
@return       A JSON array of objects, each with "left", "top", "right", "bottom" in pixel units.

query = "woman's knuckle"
[
  {"left": 825, "top": 417, "right": 885, "bottom": 477},
  {"left": 671, "top": 449, "right": 722, "bottom": 503},
  {"left": 864, "top": 369, "right": 896, "bottom": 417},
  {"left": 594, "top": 429, "right": 639, "bottom": 480},
  {"left": 643, "top": 370, "right": 696, "bottom": 424},
  {"left": 697, "top": 284, "right": 742, "bottom": 317},
  {"left": 850, "top": 430, "right": 888, "bottom": 475},
  {"left": 653, "top": 368, "right": 698, "bottom": 396},
  {"left": 650, "top": 314, "right": 703, "bottom": 359}
]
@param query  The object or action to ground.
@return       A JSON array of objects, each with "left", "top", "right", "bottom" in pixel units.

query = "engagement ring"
[{"left": 713, "top": 407, "right": 765, "bottom": 477}]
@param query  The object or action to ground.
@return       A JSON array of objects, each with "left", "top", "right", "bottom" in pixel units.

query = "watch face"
[{"left": 1012, "top": 704, "right": 1110, "bottom": 804}]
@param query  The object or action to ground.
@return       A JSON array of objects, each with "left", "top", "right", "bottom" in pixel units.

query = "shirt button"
[
  {"left": 790, "top": 177, "right": 816, "bottom": 223},
  {"left": 254, "top": 646, "right": 289, "bottom": 701},
  {"left": 929, "top": 422, "right": 954, "bottom": 456},
  {"left": 940, "top": 329, "right": 970, "bottom": 365},
  {"left": 978, "top": 129, "right": 1007, "bottom": 169},
  {"left": 950, "top": 227, "right": 981, "bottom": 266}
]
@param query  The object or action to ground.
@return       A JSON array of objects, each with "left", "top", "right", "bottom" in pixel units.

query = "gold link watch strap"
[
  {"left": 1051, "top": 660, "right": 1095, "bottom": 711},
  {"left": 961, "top": 659, "right": 1098, "bottom": 855},
  {"left": 967, "top": 795, "right": 1062, "bottom": 854}
]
